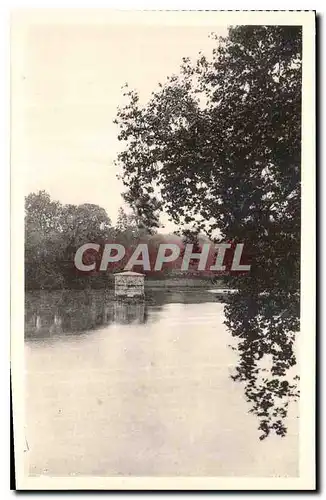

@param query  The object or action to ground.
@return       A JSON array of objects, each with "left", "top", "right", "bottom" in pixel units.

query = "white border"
[{"left": 10, "top": 9, "right": 316, "bottom": 491}]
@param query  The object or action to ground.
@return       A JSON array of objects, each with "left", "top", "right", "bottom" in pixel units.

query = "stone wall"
[{"left": 114, "top": 276, "right": 144, "bottom": 297}]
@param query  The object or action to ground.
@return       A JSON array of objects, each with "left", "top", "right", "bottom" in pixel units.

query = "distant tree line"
[
  {"left": 25, "top": 190, "right": 161, "bottom": 289},
  {"left": 25, "top": 191, "right": 224, "bottom": 290}
]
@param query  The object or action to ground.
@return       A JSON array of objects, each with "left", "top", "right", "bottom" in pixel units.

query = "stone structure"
[{"left": 114, "top": 271, "right": 145, "bottom": 299}]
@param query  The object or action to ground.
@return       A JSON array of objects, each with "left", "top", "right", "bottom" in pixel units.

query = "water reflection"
[
  {"left": 24, "top": 288, "right": 298, "bottom": 444},
  {"left": 25, "top": 289, "right": 218, "bottom": 339},
  {"left": 26, "top": 290, "right": 147, "bottom": 338},
  {"left": 114, "top": 301, "right": 147, "bottom": 324}
]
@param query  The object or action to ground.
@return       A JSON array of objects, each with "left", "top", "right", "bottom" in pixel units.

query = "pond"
[{"left": 25, "top": 289, "right": 298, "bottom": 477}]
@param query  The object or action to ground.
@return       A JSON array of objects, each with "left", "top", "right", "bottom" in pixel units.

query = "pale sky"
[{"left": 12, "top": 13, "right": 228, "bottom": 231}]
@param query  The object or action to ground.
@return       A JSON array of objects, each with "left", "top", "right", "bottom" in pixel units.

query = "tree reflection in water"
[
  {"left": 225, "top": 292, "right": 299, "bottom": 440},
  {"left": 25, "top": 289, "right": 151, "bottom": 338}
]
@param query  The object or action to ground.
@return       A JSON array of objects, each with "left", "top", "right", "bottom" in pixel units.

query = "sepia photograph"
[{"left": 11, "top": 9, "right": 316, "bottom": 490}]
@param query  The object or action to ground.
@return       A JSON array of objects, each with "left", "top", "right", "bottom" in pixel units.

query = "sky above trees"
[{"left": 16, "top": 18, "right": 227, "bottom": 231}]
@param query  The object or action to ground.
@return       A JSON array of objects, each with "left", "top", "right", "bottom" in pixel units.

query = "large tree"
[{"left": 115, "top": 26, "right": 301, "bottom": 438}]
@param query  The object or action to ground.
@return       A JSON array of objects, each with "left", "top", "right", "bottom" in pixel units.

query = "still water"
[{"left": 25, "top": 289, "right": 298, "bottom": 477}]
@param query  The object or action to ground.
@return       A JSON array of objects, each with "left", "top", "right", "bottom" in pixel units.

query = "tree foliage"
[
  {"left": 25, "top": 191, "right": 114, "bottom": 289},
  {"left": 115, "top": 26, "right": 302, "bottom": 438},
  {"left": 25, "top": 192, "right": 172, "bottom": 286}
]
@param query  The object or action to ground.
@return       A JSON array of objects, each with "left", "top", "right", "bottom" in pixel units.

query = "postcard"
[{"left": 11, "top": 9, "right": 316, "bottom": 491}]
